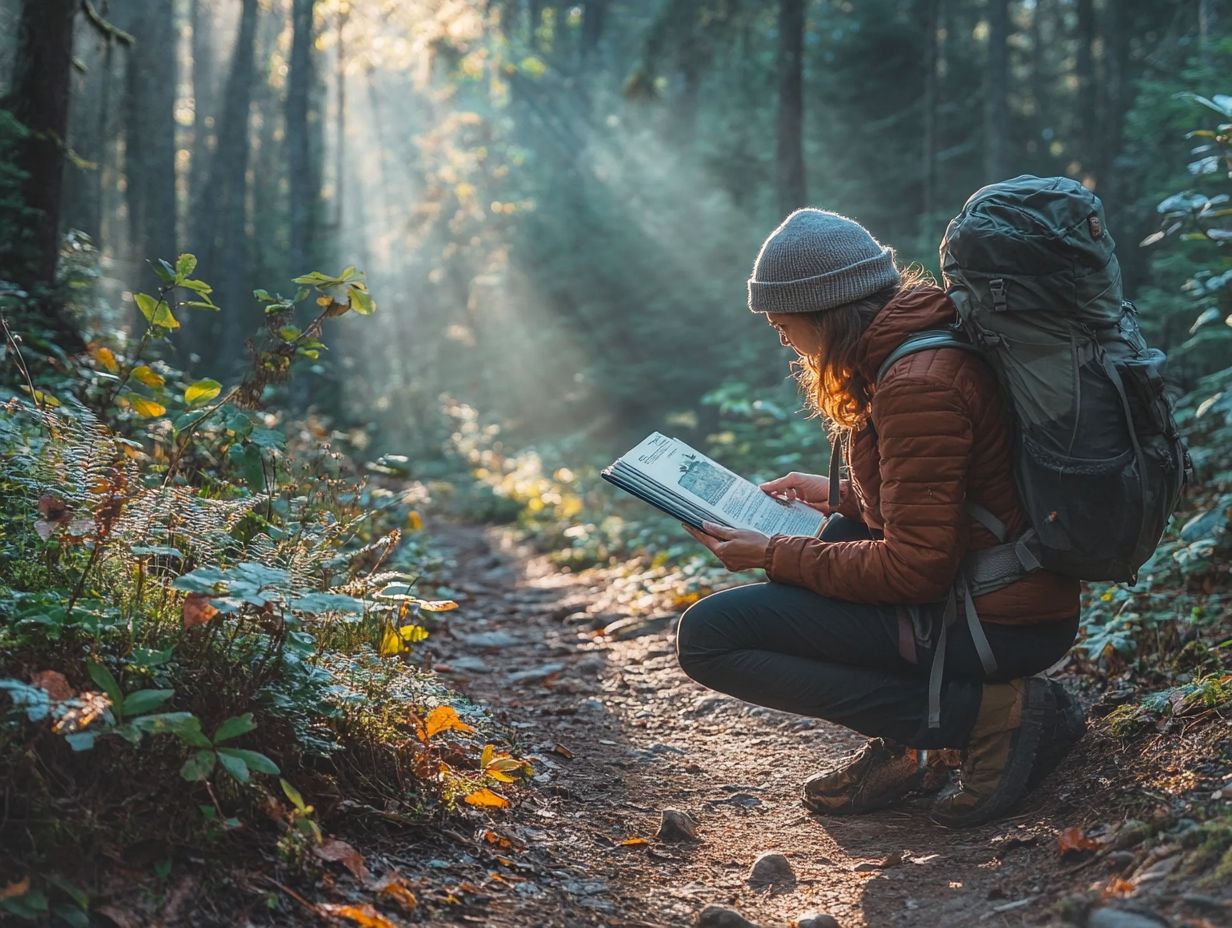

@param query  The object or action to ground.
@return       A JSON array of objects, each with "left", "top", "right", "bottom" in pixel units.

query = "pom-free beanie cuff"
[
  {"left": 748, "top": 247, "right": 899, "bottom": 314},
  {"left": 747, "top": 208, "right": 901, "bottom": 314}
]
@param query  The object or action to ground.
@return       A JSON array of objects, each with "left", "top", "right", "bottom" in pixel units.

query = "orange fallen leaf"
[
  {"left": 1101, "top": 877, "right": 1136, "bottom": 898},
  {"left": 1057, "top": 826, "right": 1101, "bottom": 854},
  {"left": 317, "top": 903, "right": 396, "bottom": 928},
  {"left": 483, "top": 829, "right": 513, "bottom": 849},
  {"left": 1, "top": 877, "right": 30, "bottom": 900},
  {"left": 463, "top": 787, "right": 509, "bottom": 809},
  {"left": 182, "top": 593, "right": 219, "bottom": 629},
  {"left": 423, "top": 705, "right": 475, "bottom": 739},
  {"left": 313, "top": 838, "right": 370, "bottom": 882},
  {"left": 418, "top": 599, "right": 458, "bottom": 612},
  {"left": 620, "top": 836, "right": 650, "bottom": 846},
  {"left": 373, "top": 874, "right": 417, "bottom": 911},
  {"left": 31, "top": 670, "right": 73, "bottom": 701}
]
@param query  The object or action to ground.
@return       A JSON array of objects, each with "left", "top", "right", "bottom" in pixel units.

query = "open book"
[{"left": 601, "top": 432, "right": 827, "bottom": 537}]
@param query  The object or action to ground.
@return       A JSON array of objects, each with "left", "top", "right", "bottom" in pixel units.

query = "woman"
[{"left": 677, "top": 208, "right": 1086, "bottom": 828}]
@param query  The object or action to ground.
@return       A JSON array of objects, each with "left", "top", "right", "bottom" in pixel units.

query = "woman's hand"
[
  {"left": 759, "top": 472, "right": 832, "bottom": 512},
  {"left": 683, "top": 521, "right": 772, "bottom": 572}
]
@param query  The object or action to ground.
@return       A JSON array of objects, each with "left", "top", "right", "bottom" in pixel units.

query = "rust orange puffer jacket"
[{"left": 763, "top": 284, "right": 1080, "bottom": 625}]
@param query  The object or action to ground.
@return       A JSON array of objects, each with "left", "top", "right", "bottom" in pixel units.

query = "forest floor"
[{"left": 299, "top": 520, "right": 1232, "bottom": 928}]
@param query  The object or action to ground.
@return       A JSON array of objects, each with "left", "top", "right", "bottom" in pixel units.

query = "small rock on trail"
[
  {"left": 748, "top": 851, "right": 796, "bottom": 886},
  {"left": 795, "top": 914, "right": 841, "bottom": 928},
  {"left": 696, "top": 904, "right": 761, "bottom": 928},
  {"left": 657, "top": 808, "right": 700, "bottom": 842},
  {"left": 1087, "top": 908, "right": 1168, "bottom": 928}
]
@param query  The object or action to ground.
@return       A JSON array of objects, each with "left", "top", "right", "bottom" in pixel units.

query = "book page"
[{"left": 616, "top": 433, "right": 823, "bottom": 537}]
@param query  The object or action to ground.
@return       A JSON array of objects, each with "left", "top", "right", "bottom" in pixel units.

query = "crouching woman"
[{"left": 677, "top": 209, "right": 1085, "bottom": 827}]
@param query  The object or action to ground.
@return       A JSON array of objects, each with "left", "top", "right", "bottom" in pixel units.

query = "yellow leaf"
[
  {"left": 399, "top": 624, "right": 429, "bottom": 643},
  {"left": 620, "top": 836, "right": 650, "bottom": 846},
  {"left": 377, "top": 876, "right": 418, "bottom": 911},
  {"left": 487, "top": 769, "right": 517, "bottom": 783},
  {"left": 463, "top": 787, "right": 509, "bottom": 809},
  {"left": 184, "top": 379, "right": 222, "bottom": 406},
  {"left": 317, "top": 295, "right": 332, "bottom": 306},
  {"left": 94, "top": 346, "right": 119, "bottom": 372},
  {"left": 379, "top": 623, "right": 429, "bottom": 657},
  {"left": 317, "top": 903, "right": 397, "bottom": 928},
  {"left": 130, "top": 396, "right": 166, "bottom": 418},
  {"left": 481, "top": 744, "right": 495, "bottom": 767},
  {"left": 418, "top": 599, "right": 458, "bottom": 612},
  {"left": 424, "top": 705, "right": 475, "bottom": 739},
  {"left": 406, "top": 510, "right": 423, "bottom": 531},
  {"left": 131, "top": 364, "right": 165, "bottom": 388}
]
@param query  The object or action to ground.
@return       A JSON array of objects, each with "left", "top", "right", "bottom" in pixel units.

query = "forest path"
[{"left": 397, "top": 520, "right": 1142, "bottom": 928}]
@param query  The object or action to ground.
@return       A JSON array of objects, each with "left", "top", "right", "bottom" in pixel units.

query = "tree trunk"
[
  {"left": 124, "top": 0, "right": 178, "bottom": 280},
  {"left": 287, "top": 0, "right": 317, "bottom": 277},
  {"left": 194, "top": 0, "right": 259, "bottom": 363},
  {"left": 921, "top": 0, "right": 941, "bottom": 234},
  {"left": 1075, "top": 0, "right": 1098, "bottom": 182},
  {"left": 6, "top": 0, "right": 76, "bottom": 300},
  {"left": 982, "top": 0, "right": 1009, "bottom": 183},
  {"left": 775, "top": 0, "right": 806, "bottom": 217},
  {"left": 580, "top": 0, "right": 606, "bottom": 58},
  {"left": 189, "top": 0, "right": 216, "bottom": 212}
]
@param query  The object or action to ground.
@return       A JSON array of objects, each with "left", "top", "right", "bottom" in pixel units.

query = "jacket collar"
[{"left": 853, "top": 284, "right": 959, "bottom": 387}]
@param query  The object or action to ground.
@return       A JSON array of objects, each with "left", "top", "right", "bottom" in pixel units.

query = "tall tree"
[
  {"left": 1075, "top": 0, "right": 1098, "bottom": 181},
  {"left": 194, "top": 0, "right": 260, "bottom": 362},
  {"left": 921, "top": 0, "right": 941, "bottom": 233},
  {"left": 124, "top": 0, "right": 178, "bottom": 276},
  {"left": 776, "top": 0, "right": 806, "bottom": 217},
  {"left": 5, "top": 0, "right": 76, "bottom": 301},
  {"left": 189, "top": 0, "right": 217, "bottom": 212},
  {"left": 287, "top": 0, "right": 319, "bottom": 277},
  {"left": 983, "top": 0, "right": 1009, "bottom": 182}
]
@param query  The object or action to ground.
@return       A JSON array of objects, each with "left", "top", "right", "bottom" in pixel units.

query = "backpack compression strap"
[{"left": 874, "top": 329, "right": 981, "bottom": 385}]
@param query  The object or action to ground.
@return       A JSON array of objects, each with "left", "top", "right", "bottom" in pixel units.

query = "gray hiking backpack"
[{"left": 874, "top": 175, "right": 1190, "bottom": 726}]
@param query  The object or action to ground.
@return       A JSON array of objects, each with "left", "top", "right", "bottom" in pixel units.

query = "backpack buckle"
[{"left": 989, "top": 278, "right": 1008, "bottom": 312}]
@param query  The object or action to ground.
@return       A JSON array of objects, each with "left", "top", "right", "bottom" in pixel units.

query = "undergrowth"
[{"left": 0, "top": 259, "right": 528, "bottom": 925}]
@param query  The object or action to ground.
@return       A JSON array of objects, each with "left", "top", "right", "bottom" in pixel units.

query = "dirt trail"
[{"left": 384, "top": 521, "right": 1223, "bottom": 928}]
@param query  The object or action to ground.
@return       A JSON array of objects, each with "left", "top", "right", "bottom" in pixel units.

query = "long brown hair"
[{"left": 792, "top": 264, "right": 934, "bottom": 433}]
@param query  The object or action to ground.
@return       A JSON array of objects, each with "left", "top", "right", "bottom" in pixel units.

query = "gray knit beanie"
[{"left": 747, "top": 208, "right": 900, "bottom": 314}]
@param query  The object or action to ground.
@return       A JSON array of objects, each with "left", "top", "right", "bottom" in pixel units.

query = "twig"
[
  {"left": 258, "top": 875, "right": 322, "bottom": 916},
  {"left": 80, "top": 0, "right": 135, "bottom": 45},
  {"left": 980, "top": 895, "right": 1038, "bottom": 920}
]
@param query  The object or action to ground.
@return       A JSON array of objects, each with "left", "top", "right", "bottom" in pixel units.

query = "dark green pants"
[{"left": 675, "top": 516, "right": 1078, "bottom": 748}]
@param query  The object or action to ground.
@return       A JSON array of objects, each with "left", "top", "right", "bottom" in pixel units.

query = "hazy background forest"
[
  {"left": 3, "top": 0, "right": 1230, "bottom": 456},
  {"left": 1, "top": 1, "right": 1231, "bottom": 925}
]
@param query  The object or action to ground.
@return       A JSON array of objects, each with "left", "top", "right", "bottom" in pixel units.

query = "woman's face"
[{"left": 766, "top": 312, "right": 824, "bottom": 357}]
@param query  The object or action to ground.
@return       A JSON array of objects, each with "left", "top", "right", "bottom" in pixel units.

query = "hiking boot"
[
  {"left": 1029, "top": 679, "right": 1087, "bottom": 788},
  {"left": 803, "top": 738, "right": 958, "bottom": 814},
  {"left": 930, "top": 677, "right": 1051, "bottom": 828}
]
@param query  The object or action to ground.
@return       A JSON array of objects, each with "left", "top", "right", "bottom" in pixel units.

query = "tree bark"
[
  {"left": 1075, "top": 0, "right": 1098, "bottom": 182},
  {"left": 6, "top": 0, "right": 77, "bottom": 299},
  {"left": 982, "top": 0, "right": 1009, "bottom": 183},
  {"left": 775, "top": 0, "right": 806, "bottom": 217},
  {"left": 124, "top": 0, "right": 178, "bottom": 279},
  {"left": 189, "top": 0, "right": 216, "bottom": 212},
  {"left": 287, "top": 0, "right": 318, "bottom": 277},
  {"left": 194, "top": 0, "right": 259, "bottom": 362},
  {"left": 921, "top": 0, "right": 941, "bottom": 232}
]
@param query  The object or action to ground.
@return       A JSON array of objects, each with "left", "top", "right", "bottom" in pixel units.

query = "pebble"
[
  {"left": 696, "top": 905, "right": 760, "bottom": 928},
  {"left": 748, "top": 851, "right": 795, "bottom": 886},
  {"left": 657, "top": 808, "right": 700, "bottom": 842},
  {"left": 794, "top": 915, "right": 840, "bottom": 928},
  {"left": 603, "top": 614, "right": 676, "bottom": 640},
  {"left": 506, "top": 662, "right": 566, "bottom": 683},
  {"left": 1087, "top": 908, "right": 1167, "bottom": 928},
  {"left": 455, "top": 630, "right": 520, "bottom": 648},
  {"left": 445, "top": 655, "right": 490, "bottom": 673}
]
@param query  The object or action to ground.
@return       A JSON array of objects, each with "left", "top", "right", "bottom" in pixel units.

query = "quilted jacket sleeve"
[{"left": 763, "top": 376, "right": 973, "bottom": 604}]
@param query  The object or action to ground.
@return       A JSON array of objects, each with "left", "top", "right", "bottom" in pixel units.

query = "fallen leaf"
[
  {"left": 418, "top": 599, "right": 458, "bottom": 612},
  {"left": 374, "top": 874, "right": 418, "bottom": 911},
  {"left": 182, "top": 593, "right": 219, "bottom": 629},
  {"left": 463, "top": 787, "right": 509, "bottom": 809},
  {"left": 423, "top": 705, "right": 475, "bottom": 739},
  {"left": 1101, "top": 877, "right": 1136, "bottom": 898},
  {"left": 1058, "top": 826, "right": 1102, "bottom": 854},
  {"left": 0, "top": 877, "right": 29, "bottom": 900},
  {"left": 482, "top": 830, "right": 513, "bottom": 849},
  {"left": 317, "top": 903, "right": 396, "bottom": 928},
  {"left": 313, "top": 838, "right": 370, "bottom": 882},
  {"left": 549, "top": 743, "right": 574, "bottom": 759},
  {"left": 620, "top": 837, "right": 650, "bottom": 846},
  {"left": 31, "top": 670, "right": 74, "bottom": 701}
]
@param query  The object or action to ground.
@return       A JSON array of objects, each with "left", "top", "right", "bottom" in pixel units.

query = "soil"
[{"left": 316, "top": 522, "right": 1231, "bottom": 928}]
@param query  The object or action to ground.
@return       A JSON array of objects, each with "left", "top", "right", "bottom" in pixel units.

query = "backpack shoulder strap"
[{"left": 875, "top": 330, "right": 982, "bottom": 386}]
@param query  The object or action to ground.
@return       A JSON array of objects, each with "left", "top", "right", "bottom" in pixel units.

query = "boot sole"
[{"left": 931, "top": 678, "right": 1052, "bottom": 829}]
